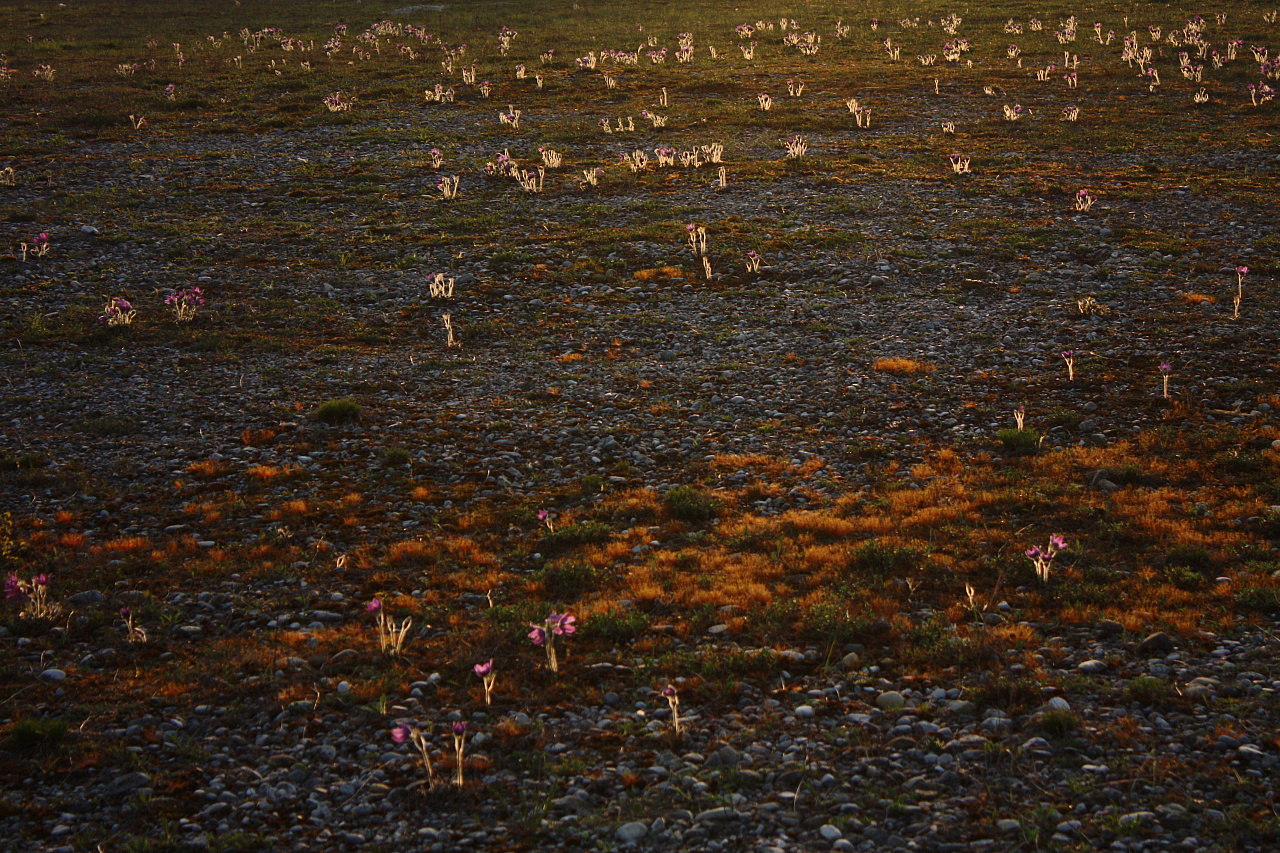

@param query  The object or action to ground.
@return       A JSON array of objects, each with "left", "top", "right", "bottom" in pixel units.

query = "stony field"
[{"left": 1, "top": 2, "right": 1279, "bottom": 851}]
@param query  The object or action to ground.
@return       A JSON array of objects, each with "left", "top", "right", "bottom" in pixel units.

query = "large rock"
[
  {"left": 1136, "top": 632, "right": 1175, "bottom": 655},
  {"left": 616, "top": 821, "right": 648, "bottom": 843}
]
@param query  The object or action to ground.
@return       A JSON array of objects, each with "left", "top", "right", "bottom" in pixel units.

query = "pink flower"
[
  {"left": 391, "top": 724, "right": 410, "bottom": 743},
  {"left": 549, "top": 612, "right": 576, "bottom": 636},
  {"left": 367, "top": 598, "right": 382, "bottom": 613},
  {"left": 528, "top": 624, "right": 546, "bottom": 645}
]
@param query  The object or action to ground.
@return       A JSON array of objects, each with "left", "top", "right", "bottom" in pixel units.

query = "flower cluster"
[
  {"left": 528, "top": 611, "right": 576, "bottom": 673},
  {"left": 782, "top": 134, "right": 807, "bottom": 159},
  {"left": 164, "top": 287, "right": 205, "bottom": 323},
  {"left": 5, "top": 573, "right": 56, "bottom": 619},
  {"left": 367, "top": 598, "right": 413, "bottom": 656},
  {"left": 1026, "top": 536, "right": 1067, "bottom": 582},
  {"left": 322, "top": 92, "right": 353, "bottom": 112},
  {"left": 498, "top": 105, "right": 521, "bottom": 129},
  {"left": 99, "top": 297, "right": 136, "bottom": 327},
  {"left": 22, "top": 232, "right": 50, "bottom": 261},
  {"left": 640, "top": 109, "right": 667, "bottom": 128},
  {"left": 428, "top": 272, "right": 455, "bottom": 299},
  {"left": 538, "top": 145, "right": 563, "bottom": 168}
]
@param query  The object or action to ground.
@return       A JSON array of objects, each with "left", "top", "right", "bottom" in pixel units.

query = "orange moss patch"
[
  {"left": 105, "top": 535, "right": 151, "bottom": 552},
  {"left": 633, "top": 266, "right": 685, "bottom": 281},
  {"left": 246, "top": 464, "right": 294, "bottom": 480},
  {"left": 873, "top": 357, "right": 936, "bottom": 375},
  {"left": 387, "top": 539, "right": 437, "bottom": 566},
  {"left": 1179, "top": 291, "right": 1216, "bottom": 305},
  {"left": 188, "top": 459, "right": 232, "bottom": 478}
]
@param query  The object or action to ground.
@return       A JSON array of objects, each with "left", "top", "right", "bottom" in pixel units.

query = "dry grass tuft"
[{"left": 873, "top": 357, "right": 936, "bottom": 375}]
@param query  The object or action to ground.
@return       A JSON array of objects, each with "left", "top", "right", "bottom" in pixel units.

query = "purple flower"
[
  {"left": 119, "top": 607, "right": 131, "bottom": 618},
  {"left": 1025, "top": 546, "right": 1042, "bottom": 559},
  {"left": 32, "top": 574, "right": 48, "bottom": 586},
  {"left": 367, "top": 598, "right": 382, "bottom": 613},
  {"left": 1049, "top": 535, "right": 1067, "bottom": 551},
  {"left": 1062, "top": 350, "right": 1073, "bottom": 359},
  {"left": 548, "top": 612, "right": 576, "bottom": 636},
  {"left": 1237, "top": 265, "right": 1248, "bottom": 276},
  {"left": 391, "top": 724, "right": 410, "bottom": 743},
  {"left": 4, "top": 573, "right": 22, "bottom": 600},
  {"left": 452, "top": 721, "right": 467, "bottom": 736},
  {"left": 474, "top": 659, "right": 493, "bottom": 677},
  {"left": 1159, "top": 361, "right": 1172, "bottom": 374},
  {"left": 537, "top": 509, "right": 549, "bottom": 521},
  {"left": 661, "top": 684, "right": 677, "bottom": 698},
  {"left": 528, "top": 624, "right": 546, "bottom": 645}
]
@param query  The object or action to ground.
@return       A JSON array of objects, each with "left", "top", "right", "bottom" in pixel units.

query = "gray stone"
[
  {"left": 695, "top": 806, "right": 738, "bottom": 821},
  {"left": 876, "top": 690, "right": 905, "bottom": 710},
  {"left": 1137, "top": 632, "right": 1175, "bottom": 654},
  {"left": 104, "top": 772, "right": 152, "bottom": 796},
  {"left": 1185, "top": 676, "right": 1218, "bottom": 699},
  {"left": 1077, "top": 659, "right": 1108, "bottom": 674},
  {"left": 616, "top": 821, "right": 648, "bottom": 843},
  {"left": 818, "top": 824, "right": 842, "bottom": 841},
  {"left": 39, "top": 669, "right": 66, "bottom": 682},
  {"left": 323, "top": 649, "right": 361, "bottom": 673},
  {"left": 65, "top": 590, "right": 106, "bottom": 606}
]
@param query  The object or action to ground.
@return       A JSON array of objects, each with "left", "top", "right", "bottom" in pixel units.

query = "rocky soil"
[{"left": 2, "top": 11, "right": 1280, "bottom": 853}]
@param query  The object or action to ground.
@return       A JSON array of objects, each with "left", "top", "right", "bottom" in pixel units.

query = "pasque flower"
[
  {"left": 451, "top": 722, "right": 468, "bottom": 786},
  {"left": 529, "top": 611, "right": 575, "bottom": 672},
  {"left": 474, "top": 659, "right": 497, "bottom": 705},
  {"left": 393, "top": 723, "right": 438, "bottom": 787},
  {"left": 1026, "top": 535, "right": 1067, "bottom": 582}
]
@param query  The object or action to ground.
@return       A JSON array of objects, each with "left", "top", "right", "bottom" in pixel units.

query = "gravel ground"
[{"left": 2, "top": 22, "right": 1280, "bottom": 853}]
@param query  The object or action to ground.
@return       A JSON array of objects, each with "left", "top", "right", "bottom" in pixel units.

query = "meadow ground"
[{"left": 1, "top": 1, "right": 1279, "bottom": 851}]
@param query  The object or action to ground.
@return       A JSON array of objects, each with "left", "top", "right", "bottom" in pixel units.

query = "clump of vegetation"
[
  {"left": 1039, "top": 708, "right": 1080, "bottom": 738},
  {"left": 539, "top": 521, "right": 613, "bottom": 553},
  {"left": 314, "top": 398, "right": 362, "bottom": 425},
  {"left": 663, "top": 486, "right": 719, "bottom": 522},
  {"left": 1125, "top": 676, "right": 1172, "bottom": 707},
  {"left": 973, "top": 676, "right": 1042, "bottom": 715},
  {"left": 997, "top": 428, "right": 1040, "bottom": 454},
  {"left": 382, "top": 447, "right": 411, "bottom": 466},
  {"left": 584, "top": 607, "right": 649, "bottom": 644},
  {"left": 4, "top": 718, "right": 68, "bottom": 754}
]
